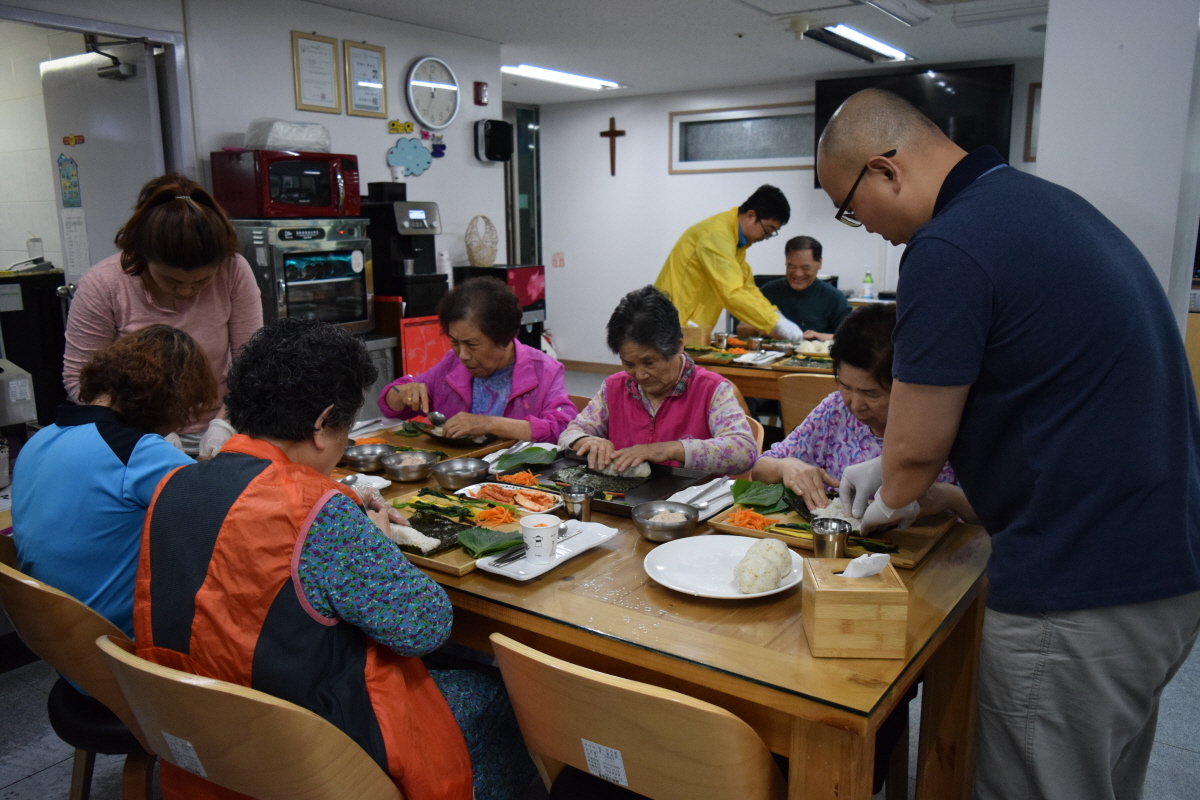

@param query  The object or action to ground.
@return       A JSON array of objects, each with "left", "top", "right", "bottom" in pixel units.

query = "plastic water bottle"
[{"left": 862, "top": 269, "right": 875, "bottom": 300}]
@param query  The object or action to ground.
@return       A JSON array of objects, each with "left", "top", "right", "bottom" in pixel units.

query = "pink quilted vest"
[{"left": 604, "top": 365, "right": 725, "bottom": 467}]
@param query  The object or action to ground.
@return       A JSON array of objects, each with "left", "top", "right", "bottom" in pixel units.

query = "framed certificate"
[
  {"left": 345, "top": 41, "right": 387, "bottom": 118},
  {"left": 292, "top": 31, "right": 340, "bottom": 114}
]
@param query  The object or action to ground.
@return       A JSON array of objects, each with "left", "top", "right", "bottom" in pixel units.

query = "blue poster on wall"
[{"left": 57, "top": 153, "right": 81, "bottom": 208}]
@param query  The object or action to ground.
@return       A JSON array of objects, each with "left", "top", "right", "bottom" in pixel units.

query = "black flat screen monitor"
[{"left": 814, "top": 64, "right": 1014, "bottom": 187}]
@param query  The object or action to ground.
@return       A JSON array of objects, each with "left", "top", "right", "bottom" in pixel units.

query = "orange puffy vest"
[{"left": 134, "top": 435, "right": 472, "bottom": 800}]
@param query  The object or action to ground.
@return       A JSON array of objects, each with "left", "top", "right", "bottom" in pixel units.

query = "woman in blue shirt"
[{"left": 12, "top": 325, "right": 217, "bottom": 635}]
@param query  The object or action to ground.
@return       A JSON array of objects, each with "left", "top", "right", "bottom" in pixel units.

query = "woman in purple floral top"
[{"left": 754, "top": 303, "right": 975, "bottom": 520}]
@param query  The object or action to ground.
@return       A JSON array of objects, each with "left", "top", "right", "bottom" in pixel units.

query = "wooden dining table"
[{"left": 375, "top": 469, "right": 990, "bottom": 800}]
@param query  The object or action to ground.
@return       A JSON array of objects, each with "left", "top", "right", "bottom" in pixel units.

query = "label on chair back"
[
  {"left": 162, "top": 732, "right": 208, "bottom": 777},
  {"left": 581, "top": 739, "right": 628, "bottom": 786}
]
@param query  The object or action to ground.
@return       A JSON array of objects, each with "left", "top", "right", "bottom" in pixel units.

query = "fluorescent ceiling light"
[
  {"left": 950, "top": 1, "right": 1047, "bottom": 28},
  {"left": 501, "top": 64, "right": 619, "bottom": 91},
  {"left": 826, "top": 24, "right": 910, "bottom": 60},
  {"left": 411, "top": 80, "right": 457, "bottom": 91},
  {"left": 867, "top": 0, "right": 936, "bottom": 27}
]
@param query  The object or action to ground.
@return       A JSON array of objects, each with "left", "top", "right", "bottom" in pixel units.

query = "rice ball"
[{"left": 733, "top": 538, "right": 793, "bottom": 594}]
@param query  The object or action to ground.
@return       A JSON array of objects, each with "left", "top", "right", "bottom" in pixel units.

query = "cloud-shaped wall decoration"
[{"left": 387, "top": 137, "right": 433, "bottom": 176}]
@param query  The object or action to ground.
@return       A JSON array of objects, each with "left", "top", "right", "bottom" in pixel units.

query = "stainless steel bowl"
[
  {"left": 631, "top": 501, "right": 700, "bottom": 543},
  {"left": 342, "top": 443, "right": 398, "bottom": 472},
  {"left": 432, "top": 458, "right": 491, "bottom": 490},
  {"left": 746, "top": 337, "right": 764, "bottom": 352},
  {"left": 380, "top": 450, "right": 439, "bottom": 482}
]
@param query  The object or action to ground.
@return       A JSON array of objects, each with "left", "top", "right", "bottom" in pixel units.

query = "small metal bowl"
[
  {"left": 380, "top": 450, "right": 439, "bottom": 482},
  {"left": 746, "top": 337, "right": 764, "bottom": 351},
  {"left": 631, "top": 501, "right": 700, "bottom": 543},
  {"left": 432, "top": 458, "right": 490, "bottom": 490},
  {"left": 764, "top": 341, "right": 796, "bottom": 355},
  {"left": 342, "top": 443, "right": 398, "bottom": 472}
]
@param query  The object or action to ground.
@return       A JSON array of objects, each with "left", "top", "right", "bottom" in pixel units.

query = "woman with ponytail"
[{"left": 63, "top": 173, "right": 263, "bottom": 456}]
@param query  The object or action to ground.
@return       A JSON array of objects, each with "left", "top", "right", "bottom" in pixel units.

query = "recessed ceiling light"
[
  {"left": 867, "top": 0, "right": 936, "bottom": 27},
  {"left": 500, "top": 64, "right": 619, "bottom": 91},
  {"left": 811, "top": 24, "right": 911, "bottom": 62}
]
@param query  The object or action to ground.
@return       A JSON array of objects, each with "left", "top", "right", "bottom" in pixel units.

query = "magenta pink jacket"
[{"left": 377, "top": 341, "right": 577, "bottom": 443}]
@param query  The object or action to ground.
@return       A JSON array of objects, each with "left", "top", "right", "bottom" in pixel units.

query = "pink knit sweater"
[{"left": 63, "top": 254, "right": 263, "bottom": 432}]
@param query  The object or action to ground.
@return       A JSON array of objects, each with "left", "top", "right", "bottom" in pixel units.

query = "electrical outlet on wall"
[{"left": 551, "top": 252, "right": 565, "bottom": 269}]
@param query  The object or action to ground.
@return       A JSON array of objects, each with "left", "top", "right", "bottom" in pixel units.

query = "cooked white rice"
[
  {"left": 599, "top": 461, "right": 652, "bottom": 479},
  {"left": 385, "top": 523, "right": 441, "bottom": 554},
  {"left": 650, "top": 510, "right": 688, "bottom": 523},
  {"left": 812, "top": 496, "right": 861, "bottom": 532},
  {"left": 396, "top": 453, "right": 426, "bottom": 466},
  {"left": 733, "top": 538, "right": 793, "bottom": 594}
]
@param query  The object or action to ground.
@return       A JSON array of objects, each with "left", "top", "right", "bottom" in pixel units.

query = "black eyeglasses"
[
  {"left": 758, "top": 218, "right": 780, "bottom": 239},
  {"left": 834, "top": 149, "right": 897, "bottom": 228}
]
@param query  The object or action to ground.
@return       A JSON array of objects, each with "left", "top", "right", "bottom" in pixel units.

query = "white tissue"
[{"left": 840, "top": 553, "right": 890, "bottom": 578}]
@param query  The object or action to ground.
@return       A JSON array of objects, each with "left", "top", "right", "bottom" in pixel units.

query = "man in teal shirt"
[{"left": 737, "top": 236, "right": 851, "bottom": 339}]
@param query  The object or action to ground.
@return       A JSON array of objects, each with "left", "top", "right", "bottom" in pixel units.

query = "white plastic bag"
[{"left": 244, "top": 119, "right": 331, "bottom": 152}]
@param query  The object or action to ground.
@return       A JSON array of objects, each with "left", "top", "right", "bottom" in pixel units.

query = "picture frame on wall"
[
  {"left": 292, "top": 31, "right": 340, "bottom": 114},
  {"left": 345, "top": 41, "right": 387, "bottom": 118},
  {"left": 1024, "top": 82, "right": 1042, "bottom": 162},
  {"left": 669, "top": 102, "right": 815, "bottom": 175}
]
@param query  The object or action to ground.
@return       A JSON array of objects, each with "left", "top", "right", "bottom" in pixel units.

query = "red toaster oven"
[{"left": 210, "top": 149, "right": 360, "bottom": 218}]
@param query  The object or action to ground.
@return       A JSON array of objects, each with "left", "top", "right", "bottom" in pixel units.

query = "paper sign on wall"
[
  {"left": 581, "top": 739, "right": 628, "bottom": 786},
  {"left": 60, "top": 207, "right": 91, "bottom": 281}
]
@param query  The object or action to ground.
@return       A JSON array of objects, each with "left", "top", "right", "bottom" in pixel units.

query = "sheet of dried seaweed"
[
  {"left": 400, "top": 511, "right": 468, "bottom": 556},
  {"left": 546, "top": 465, "right": 648, "bottom": 494}
]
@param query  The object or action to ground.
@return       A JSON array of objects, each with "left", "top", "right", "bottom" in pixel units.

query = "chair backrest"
[
  {"left": 0, "top": 544, "right": 147, "bottom": 749},
  {"left": 490, "top": 633, "right": 785, "bottom": 800},
  {"left": 569, "top": 394, "right": 592, "bottom": 413},
  {"left": 96, "top": 635, "right": 404, "bottom": 800},
  {"left": 778, "top": 373, "right": 838, "bottom": 433}
]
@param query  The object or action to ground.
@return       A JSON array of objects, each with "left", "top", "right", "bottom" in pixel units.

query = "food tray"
[
  {"left": 388, "top": 486, "right": 525, "bottom": 577},
  {"left": 475, "top": 520, "right": 621, "bottom": 581},
  {"left": 708, "top": 507, "right": 958, "bottom": 569},
  {"left": 503, "top": 456, "right": 711, "bottom": 518},
  {"left": 455, "top": 483, "right": 563, "bottom": 514}
]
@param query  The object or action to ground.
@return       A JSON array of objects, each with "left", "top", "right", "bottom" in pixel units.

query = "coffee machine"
[{"left": 360, "top": 182, "right": 448, "bottom": 318}]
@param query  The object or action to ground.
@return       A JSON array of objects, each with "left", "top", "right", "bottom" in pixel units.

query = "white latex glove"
[
  {"left": 861, "top": 494, "right": 921, "bottom": 534},
  {"left": 198, "top": 418, "right": 235, "bottom": 459},
  {"left": 163, "top": 432, "right": 185, "bottom": 452},
  {"left": 770, "top": 316, "right": 805, "bottom": 343},
  {"left": 353, "top": 484, "right": 407, "bottom": 525},
  {"left": 839, "top": 456, "right": 884, "bottom": 518}
]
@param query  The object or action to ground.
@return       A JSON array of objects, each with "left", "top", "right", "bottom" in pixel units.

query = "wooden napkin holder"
[
  {"left": 680, "top": 324, "right": 713, "bottom": 348},
  {"left": 801, "top": 558, "right": 909, "bottom": 659}
]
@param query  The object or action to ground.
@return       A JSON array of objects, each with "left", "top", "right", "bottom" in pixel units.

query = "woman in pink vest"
[
  {"left": 379, "top": 277, "right": 576, "bottom": 443},
  {"left": 559, "top": 285, "right": 757, "bottom": 475}
]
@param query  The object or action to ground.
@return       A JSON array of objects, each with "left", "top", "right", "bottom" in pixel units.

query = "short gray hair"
[{"left": 606, "top": 286, "right": 682, "bottom": 359}]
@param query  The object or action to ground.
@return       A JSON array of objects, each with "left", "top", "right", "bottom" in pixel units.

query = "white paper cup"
[{"left": 520, "top": 514, "right": 561, "bottom": 565}]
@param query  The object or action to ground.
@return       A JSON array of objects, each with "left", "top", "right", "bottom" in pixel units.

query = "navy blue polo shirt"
[
  {"left": 894, "top": 147, "right": 1200, "bottom": 613},
  {"left": 12, "top": 405, "right": 193, "bottom": 635},
  {"left": 760, "top": 278, "right": 851, "bottom": 335}
]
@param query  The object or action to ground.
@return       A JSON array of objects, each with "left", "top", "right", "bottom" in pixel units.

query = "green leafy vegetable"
[
  {"left": 847, "top": 537, "right": 900, "bottom": 555},
  {"left": 730, "top": 480, "right": 789, "bottom": 514},
  {"left": 395, "top": 421, "right": 423, "bottom": 437},
  {"left": 495, "top": 446, "right": 559, "bottom": 472},
  {"left": 770, "top": 522, "right": 812, "bottom": 533},
  {"left": 457, "top": 527, "right": 524, "bottom": 559}
]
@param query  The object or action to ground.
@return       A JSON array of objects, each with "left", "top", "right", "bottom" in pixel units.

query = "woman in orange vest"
[{"left": 134, "top": 318, "right": 535, "bottom": 800}]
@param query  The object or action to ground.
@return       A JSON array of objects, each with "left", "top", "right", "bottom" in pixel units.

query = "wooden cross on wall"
[{"left": 600, "top": 117, "right": 625, "bottom": 176}]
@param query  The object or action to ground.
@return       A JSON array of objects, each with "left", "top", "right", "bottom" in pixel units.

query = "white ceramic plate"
[
  {"left": 667, "top": 477, "right": 734, "bottom": 521},
  {"left": 643, "top": 535, "right": 803, "bottom": 599},
  {"left": 455, "top": 483, "right": 564, "bottom": 514},
  {"left": 343, "top": 474, "right": 391, "bottom": 491},
  {"left": 475, "top": 520, "right": 621, "bottom": 581}
]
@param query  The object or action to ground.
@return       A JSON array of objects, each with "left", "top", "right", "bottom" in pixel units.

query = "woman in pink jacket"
[{"left": 378, "top": 277, "right": 576, "bottom": 443}]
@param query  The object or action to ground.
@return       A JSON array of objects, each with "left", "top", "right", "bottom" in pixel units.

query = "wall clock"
[{"left": 406, "top": 56, "right": 460, "bottom": 130}]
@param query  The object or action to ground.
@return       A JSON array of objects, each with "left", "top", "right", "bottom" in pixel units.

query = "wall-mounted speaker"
[{"left": 475, "top": 119, "right": 513, "bottom": 163}]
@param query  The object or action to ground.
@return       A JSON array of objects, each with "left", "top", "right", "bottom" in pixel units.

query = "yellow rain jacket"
[{"left": 654, "top": 208, "right": 780, "bottom": 335}]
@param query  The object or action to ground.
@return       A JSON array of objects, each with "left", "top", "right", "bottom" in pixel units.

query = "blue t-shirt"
[
  {"left": 893, "top": 147, "right": 1200, "bottom": 614},
  {"left": 12, "top": 405, "right": 193, "bottom": 635}
]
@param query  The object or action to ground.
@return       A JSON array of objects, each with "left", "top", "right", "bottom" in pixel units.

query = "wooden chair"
[
  {"left": 96, "top": 635, "right": 404, "bottom": 800},
  {"left": 0, "top": 540, "right": 154, "bottom": 800},
  {"left": 777, "top": 373, "right": 838, "bottom": 433},
  {"left": 569, "top": 394, "right": 593, "bottom": 413},
  {"left": 745, "top": 415, "right": 764, "bottom": 454},
  {"left": 726, "top": 382, "right": 752, "bottom": 415},
  {"left": 490, "top": 632, "right": 785, "bottom": 800}
]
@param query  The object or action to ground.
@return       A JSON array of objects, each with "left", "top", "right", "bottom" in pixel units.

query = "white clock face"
[{"left": 406, "top": 57, "right": 459, "bottom": 130}]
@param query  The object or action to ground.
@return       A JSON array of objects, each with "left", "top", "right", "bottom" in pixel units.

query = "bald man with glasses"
[{"left": 817, "top": 88, "right": 1200, "bottom": 800}]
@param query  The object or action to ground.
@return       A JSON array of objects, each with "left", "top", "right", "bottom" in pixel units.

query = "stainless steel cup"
[
  {"left": 712, "top": 332, "right": 731, "bottom": 349},
  {"left": 811, "top": 517, "right": 853, "bottom": 558},
  {"left": 562, "top": 484, "right": 595, "bottom": 522},
  {"left": 402, "top": 258, "right": 416, "bottom": 274},
  {"left": 747, "top": 337, "right": 763, "bottom": 351}
]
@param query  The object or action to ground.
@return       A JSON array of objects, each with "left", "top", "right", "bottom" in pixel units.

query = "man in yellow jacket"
[{"left": 655, "top": 185, "right": 805, "bottom": 342}]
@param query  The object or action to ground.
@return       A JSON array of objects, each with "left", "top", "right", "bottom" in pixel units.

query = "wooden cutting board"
[
  {"left": 388, "top": 485, "right": 528, "bottom": 577},
  {"left": 707, "top": 508, "right": 958, "bottom": 569}
]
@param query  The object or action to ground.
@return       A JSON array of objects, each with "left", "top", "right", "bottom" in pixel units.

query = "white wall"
[
  {"left": 1038, "top": 0, "right": 1200, "bottom": 326},
  {"left": 184, "top": 0, "right": 507, "bottom": 267},
  {"left": 541, "top": 61, "right": 1043, "bottom": 365},
  {"left": 0, "top": 21, "right": 84, "bottom": 269}
]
